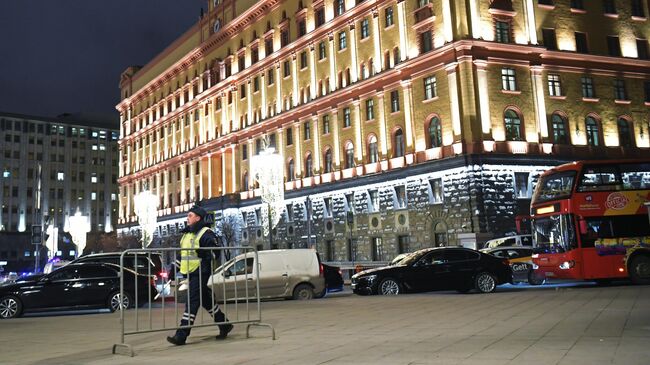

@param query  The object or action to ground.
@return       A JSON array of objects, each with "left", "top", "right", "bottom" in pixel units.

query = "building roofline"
[{"left": 0, "top": 111, "right": 119, "bottom": 131}]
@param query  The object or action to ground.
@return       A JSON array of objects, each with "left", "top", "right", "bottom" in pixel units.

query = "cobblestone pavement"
[{"left": 1, "top": 283, "right": 649, "bottom": 365}]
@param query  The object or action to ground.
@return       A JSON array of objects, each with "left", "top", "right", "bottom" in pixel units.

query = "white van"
[
  {"left": 208, "top": 249, "right": 325, "bottom": 301},
  {"left": 483, "top": 234, "right": 533, "bottom": 249}
]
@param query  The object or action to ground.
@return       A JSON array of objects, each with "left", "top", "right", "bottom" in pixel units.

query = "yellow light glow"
[
  {"left": 621, "top": 39, "right": 638, "bottom": 58},
  {"left": 536, "top": 205, "right": 555, "bottom": 215}
]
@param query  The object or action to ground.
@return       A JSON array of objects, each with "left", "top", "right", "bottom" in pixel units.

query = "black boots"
[
  {"left": 166, "top": 333, "right": 187, "bottom": 346},
  {"left": 214, "top": 310, "right": 233, "bottom": 340}
]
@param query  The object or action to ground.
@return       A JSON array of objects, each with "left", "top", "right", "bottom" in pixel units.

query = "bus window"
[
  {"left": 533, "top": 214, "right": 577, "bottom": 253},
  {"left": 620, "top": 163, "right": 650, "bottom": 190},
  {"left": 532, "top": 171, "right": 576, "bottom": 203},
  {"left": 577, "top": 166, "right": 620, "bottom": 192},
  {"left": 580, "top": 215, "right": 650, "bottom": 248}
]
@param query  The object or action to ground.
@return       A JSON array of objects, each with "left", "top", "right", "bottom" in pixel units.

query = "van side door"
[{"left": 258, "top": 255, "right": 290, "bottom": 298}]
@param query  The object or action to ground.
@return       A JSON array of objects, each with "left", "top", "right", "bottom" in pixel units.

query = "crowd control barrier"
[{"left": 112, "top": 247, "right": 275, "bottom": 356}]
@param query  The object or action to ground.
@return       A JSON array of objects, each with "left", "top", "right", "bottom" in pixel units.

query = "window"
[
  {"left": 501, "top": 68, "right": 516, "bottom": 91},
  {"left": 423, "top": 76, "right": 437, "bottom": 100},
  {"left": 305, "top": 154, "right": 313, "bottom": 177},
  {"left": 360, "top": 18, "right": 369, "bottom": 39},
  {"left": 267, "top": 68, "right": 275, "bottom": 84},
  {"left": 428, "top": 117, "right": 442, "bottom": 148},
  {"left": 334, "top": 0, "right": 345, "bottom": 17},
  {"left": 300, "top": 51, "right": 308, "bottom": 69},
  {"left": 240, "top": 84, "right": 246, "bottom": 99},
  {"left": 585, "top": 116, "right": 600, "bottom": 147},
  {"left": 283, "top": 61, "right": 290, "bottom": 77},
  {"left": 398, "top": 236, "right": 410, "bottom": 254},
  {"left": 393, "top": 129, "right": 405, "bottom": 157},
  {"left": 368, "top": 135, "right": 378, "bottom": 163},
  {"left": 645, "top": 81, "right": 650, "bottom": 102},
  {"left": 286, "top": 128, "right": 293, "bottom": 145},
  {"left": 371, "top": 237, "right": 384, "bottom": 261},
  {"left": 343, "top": 107, "right": 351, "bottom": 127},
  {"left": 390, "top": 90, "right": 400, "bottom": 112},
  {"left": 551, "top": 114, "right": 569, "bottom": 144},
  {"left": 242, "top": 144, "right": 248, "bottom": 160},
  {"left": 504, "top": 109, "right": 523, "bottom": 141},
  {"left": 298, "top": 19, "right": 306, "bottom": 37},
  {"left": 581, "top": 77, "right": 595, "bottom": 98},
  {"left": 345, "top": 142, "right": 354, "bottom": 168},
  {"left": 338, "top": 31, "right": 347, "bottom": 50},
  {"left": 265, "top": 37, "right": 274, "bottom": 55},
  {"left": 571, "top": 0, "right": 584, "bottom": 9},
  {"left": 280, "top": 28, "right": 289, "bottom": 48},
  {"left": 394, "top": 185, "right": 407, "bottom": 209},
  {"left": 632, "top": 0, "right": 645, "bottom": 17},
  {"left": 548, "top": 74, "right": 562, "bottom": 96},
  {"left": 515, "top": 172, "right": 530, "bottom": 198},
  {"left": 365, "top": 99, "right": 374, "bottom": 120},
  {"left": 617, "top": 118, "right": 634, "bottom": 148},
  {"left": 420, "top": 30, "right": 433, "bottom": 53},
  {"left": 304, "top": 122, "right": 311, "bottom": 140},
  {"left": 238, "top": 55, "right": 245, "bottom": 72},
  {"left": 385, "top": 6, "right": 394, "bottom": 27},
  {"left": 495, "top": 21, "right": 510, "bottom": 43},
  {"left": 429, "top": 178, "right": 443, "bottom": 203},
  {"left": 315, "top": 7, "right": 326, "bottom": 27},
  {"left": 603, "top": 0, "right": 616, "bottom": 14},
  {"left": 614, "top": 79, "right": 627, "bottom": 100},
  {"left": 287, "top": 159, "right": 295, "bottom": 181},
  {"left": 542, "top": 28, "right": 557, "bottom": 50},
  {"left": 638, "top": 39, "right": 649, "bottom": 60},
  {"left": 251, "top": 48, "right": 259, "bottom": 64},
  {"left": 368, "top": 189, "right": 379, "bottom": 212},
  {"left": 324, "top": 149, "right": 333, "bottom": 172},
  {"left": 253, "top": 77, "right": 259, "bottom": 92},
  {"left": 322, "top": 115, "right": 330, "bottom": 134},
  {"left": 575, "top": 32, "right": 589, "bottom": 53},
  {"left": 607, "top": 36, "right": 621, "bottom": 57},
  {"left": 57, "top": 172, "right": 64, "bottom": 181},
  {"left": 319, "top": 41, "right": 327, "bottom": 60}
]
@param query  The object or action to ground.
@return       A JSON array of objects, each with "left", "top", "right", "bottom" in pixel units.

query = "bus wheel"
[{"left": 629, "top": 255, "right": 650, "bottom": 285}]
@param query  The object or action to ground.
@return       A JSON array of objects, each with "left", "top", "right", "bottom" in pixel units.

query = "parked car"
[
  {"left": 483, "top": 234, "right": 533, "bottom": 249},
  {"left": 315, "top": 263, "right": 344, "bottom": 298},
  {"left": 351, "top": 247, "right": 512, "bottom": 295},
  {"left": 0, "top": 263, "right": 158, "bottom": 319},
  {"left": 480, "top": 246, "right": 545, "bottom": 285},
  {"left": 206, "top": 249, "right": 326, "bottom": 301}
]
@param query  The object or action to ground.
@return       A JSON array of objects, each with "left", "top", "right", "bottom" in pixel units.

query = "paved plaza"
[{"left": 1, "top": 283, "right": 649, "bottom": 365}]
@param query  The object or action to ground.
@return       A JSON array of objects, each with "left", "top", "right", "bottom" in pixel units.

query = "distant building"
[
  {"left": 117, "top": 0, "right": 650, "bottom": 261},
  {"left": 0, "top": 112, "right": 119, "bottom": 270}
]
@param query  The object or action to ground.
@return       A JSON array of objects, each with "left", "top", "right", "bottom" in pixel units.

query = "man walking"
[{"left": 167, "top": 205, "right": 233, "bottom": 345}]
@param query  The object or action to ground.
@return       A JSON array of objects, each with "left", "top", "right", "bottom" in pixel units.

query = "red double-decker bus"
[{"left": 530, "top": 160, "right": 650, "bottom": 284}]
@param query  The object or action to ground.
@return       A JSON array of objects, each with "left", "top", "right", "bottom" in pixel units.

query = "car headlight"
[{"left": 363, "top": 274, "right": 378, "bottom": 283}]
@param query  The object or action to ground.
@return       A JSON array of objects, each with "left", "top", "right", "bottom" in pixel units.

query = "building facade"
[
  {"left": 117, "top": 0, "right": 650, "bottom": 262},
  {"left": 0, "top": 112, "right": 119, "bottom": 269}
]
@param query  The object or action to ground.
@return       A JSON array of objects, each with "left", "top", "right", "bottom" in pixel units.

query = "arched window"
[
  {"left": 551, "top": 113, "right": 568, "bottom": 144},
  {"left": 368, "top": 135, "right": 378, "bottom": 163},
  {"left": 287, "top": 159, "right": 295, "bottom": 181},
  {"left": 393, "top": 129, "right": 404, "bottom": 157},
  {"left": 428, "top": 117, "right": 442, "bottom": 148},
  {"left": 324, "top": 149, "right": 333, "bottom": 173},
  {"left": 504, "top": 109, "right": 523, "bottom": 141},
  {"left": 304, "top": 153, "right": 313, "bottom": 177},
  {"left": 585, "top": 116, "right": 600, "bottom": 147},
  {"left": 242, "top": 171, "right": 249, "bottom": 191},
  {"left": 345, "top": 142, "right": 355, "bottom": 169},
  {"left": 360, "top": 63, "right": 366, "bottom": 80},
  {"left": 434, "top": 222, "right": 448, "bottom": 247},
  {"left": 393, "top": 47, "right": 400, "bottom": 65},
  {"left": 617, "top": 118, "right": 634, "bottom": 148}
]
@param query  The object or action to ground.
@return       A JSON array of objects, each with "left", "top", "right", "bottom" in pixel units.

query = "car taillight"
[
  {"left": 503, "top": 259, "right": 510, "bottom": 266},
  {"left": 159, "top": 271, "right": 168, "bottom": 279},
  {"left": 319, "top": 264, "right": 324, "bottom": 276}
]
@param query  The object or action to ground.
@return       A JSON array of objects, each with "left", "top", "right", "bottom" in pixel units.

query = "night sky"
[{"left": 0, "top": 0, "right": 206, "bottom": 119}]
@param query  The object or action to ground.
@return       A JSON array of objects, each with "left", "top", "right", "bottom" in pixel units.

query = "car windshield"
[
  {"left": 532, "top": 214, "right": 577, "bottom": 253},
  {"left": 400, "top": 250, "right": 431, "bottom": 266},
  {"left": 532, "top": 171, "right": 576, "bottom": 204}
]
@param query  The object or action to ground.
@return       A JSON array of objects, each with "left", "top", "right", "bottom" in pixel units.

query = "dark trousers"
[{"left": 176, "top": 269, "right": 224, "bottom": 338}]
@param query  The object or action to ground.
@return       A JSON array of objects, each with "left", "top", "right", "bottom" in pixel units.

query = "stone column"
[
  {"left": 261, "top": 72, "right": 267, "bottom": 119},
  {"left": 353, "top": 100, "right": 363, "bottom": 162},
  {"left": 445, "top": 63, "right": 462, "bottom": 140},
  {"left": 309, "top": 43, "right": 317, "bottom": 99},
  {"left": 331, "top": 109, "right": 341, "bottom": 168},
  {"left": 328, "top": 32, "right": 337, "bottom": 92},
  {"left": 531, "top": 66, "right": 548, "bottom": 140},
  {"left": 312, "top": 117, "right": 321, "bottom": 172},
  {"left": 474, "top": 60, "right": 492, "bottom": 136},
  {"left": 294, "top": 124, "right": 302, "bottom": 177},
  {"left": 401, "top": 80, "right": 415, "bottom": 151},
  {"left": 377, "top": 92, "right": 388, "bottom": 157},
  {"left": 292, "top": 53, "right": 299, "bottom": 107},
  {"left": 275, "top": 63, "right": 282, "bottom": 113},
  {"left": 396, "top": 0, "right": 409, "bottom": 62},
  {"left": 371, "top": 8, "right": 382, "bottom": 74},
  {"left": 348, "top": 22, "right": 359, "bottom": 83}
]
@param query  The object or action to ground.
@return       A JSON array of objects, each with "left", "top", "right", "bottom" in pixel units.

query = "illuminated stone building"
[{"left": 117, "top": 0, "right": 650, "bottom": 262}]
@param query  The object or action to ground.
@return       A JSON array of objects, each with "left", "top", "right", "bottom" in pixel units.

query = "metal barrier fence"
[{"left": 112, "top": 247, "right": 275, "bottom": 357}]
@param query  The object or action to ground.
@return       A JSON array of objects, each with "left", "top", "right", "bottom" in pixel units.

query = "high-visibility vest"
[{"left": 180, "top": 227, "right": 209, "bottom": 274}]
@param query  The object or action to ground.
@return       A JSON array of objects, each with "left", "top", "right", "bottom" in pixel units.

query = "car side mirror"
[{"left": 40, "top": 277, "right": 51, "bottom": 283}]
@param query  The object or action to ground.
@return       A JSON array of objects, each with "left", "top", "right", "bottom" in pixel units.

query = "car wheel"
[
  {"left": 629, "top": 255, "right": 650, "bottom": 285},
  {"left": 378, "top": 278, "right": 401, "bottom": 295},
  {"left": 0, "top": 295, "right": 23, "bottom": 319},
  {"left": 108, "top": 291, "right": 133, "bottom": 312},
  {"left": 292, "top": 284, "right": 314, "bottom": 300},
  {"left": 314, "top": 287, "right": 327, "bottom": 299},
  {"left": 475, "top": 272, "right": 497, "bottom": 293},
  {"left": 527, "top": 271, "right": 545, "bottom": 286}
]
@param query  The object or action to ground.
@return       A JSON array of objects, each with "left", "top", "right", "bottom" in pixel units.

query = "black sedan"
[
  {"left": 351, "top": 247, "right": 512, "bottom": 295},
  {"left": 0, "top": 263, "right": 157, "bottom": 319}
]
